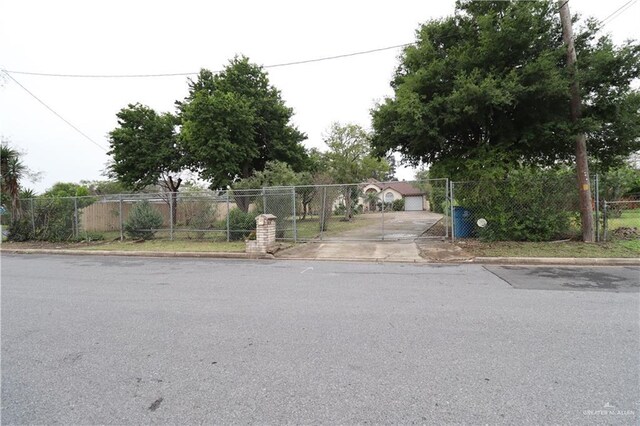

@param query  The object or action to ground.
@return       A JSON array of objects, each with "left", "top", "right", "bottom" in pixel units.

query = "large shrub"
[
  {"left": 392, "top": 199, "right": 405, "bottom": 211},
  {"left": 456, "top": 170, "right": 579, "bottom": 241},
  {"left": 7, "top": 217, "right": 33, "bottom": 242},
  {"left": 8, "top": 195, "right": 97, "bottom": 242},
  {"left": 226, "top": 209, "right": 257, "bottom": 241},
  {"left": 184, "top": 198, "right": 218, "bottom": 239},
  {"left": 124, "top": 200, "right": 164, "bottom": 240}
]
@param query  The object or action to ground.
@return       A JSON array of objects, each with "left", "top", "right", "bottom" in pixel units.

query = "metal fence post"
[
  {"left": 73, "top": 197, "right": 79, "bottom": 239},
  {"left": 450, "top": 180, "right": 456, "bottom": 242},
  {"left": 226, "top": 191, "right": 230, "bottom": 242},
  {"left": 603, "top": 201, "right": 608, "bottom": 242},
  {"left": 292, "top": 187, "right": 297, "bottom": 243},
  {"left": 30, "top": 198, "right": 36, "bottom": 236},
  {"left": 320, "top": 186, "right": 327, "bottom": 240},
  {"left": 119, "top": 194, "right": 124, "bottom": 241},
  {"left": 381, "top": 191, "right": 385, "bottom": 241},
  {"left": 594, "top": 174, "right": 600, "bottom": 242},
  {"left": 262, "top": 188, "right": 267, "bottom": 214},
  {"left": 169, "top": 192, "right": 174, "bottom": 241},
  {"left": 445, "top": 178, "right": 449, "bottom": 240}
]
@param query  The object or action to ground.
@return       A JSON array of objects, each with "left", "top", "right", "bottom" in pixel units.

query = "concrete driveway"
[
  {"left": 321, "top": 210, "right": 443, "bottom": 241},
  {"left": 280, "top": 211, "right": 444, "bottom": 261}
]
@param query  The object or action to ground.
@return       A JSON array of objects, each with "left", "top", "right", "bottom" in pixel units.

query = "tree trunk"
[
  {"left": 166, "top": 176, "right": 182, "bottom": 226},
  {"left": 343, "top": 188, "right": 352, "bottom": 221},
  {"left": 558, "top": 0, "right": 594, "bottom": 242}
]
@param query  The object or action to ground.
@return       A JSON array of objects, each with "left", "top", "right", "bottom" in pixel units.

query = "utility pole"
[{"left": 558, "top": 0, "right": 594, "bottom": 242}]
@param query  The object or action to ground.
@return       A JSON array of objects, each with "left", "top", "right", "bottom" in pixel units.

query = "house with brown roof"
[{"left": 361, "top": 179, "right": 428, "bottom": 212}]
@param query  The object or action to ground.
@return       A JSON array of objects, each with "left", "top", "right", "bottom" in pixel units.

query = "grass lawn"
[
  {"left": 2, "top": 238, "right": 245, "bottom": 253},
  {"left": 606, "top": 209, "right": 640, "bottom": 229},
  {"left": 79, "top": 239, "right": 246, "bottom": 252},
  {"left": 459, "top": 240, "right": 640, "bottom": 258}
]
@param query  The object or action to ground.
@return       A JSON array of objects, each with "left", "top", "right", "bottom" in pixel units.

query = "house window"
[{"left": 384, "top": 192, "right": 394, "bottom": 202}]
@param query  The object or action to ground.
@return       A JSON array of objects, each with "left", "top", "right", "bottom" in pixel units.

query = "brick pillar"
[{"left": 246, "top": 214, "right": 277, "bottom": 254}]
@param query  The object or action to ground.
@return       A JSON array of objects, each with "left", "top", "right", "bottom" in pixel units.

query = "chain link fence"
[
  {"left": 8, "top": 175, "right": 633, "bottom": 244},
  {"left": 4, "top": 180, "right": 450, "bottom": 243},
  {"left": 603, "top": 200, "right": 640, "bottom": 242},
  {"left": 450, "top": 175, "right": 584, "bottom": 241},
  {"left": 449, "top": 173, "right": 639, "bottom": 242}
]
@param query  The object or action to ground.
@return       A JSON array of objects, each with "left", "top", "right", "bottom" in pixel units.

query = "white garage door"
[{"left": 404, "top": 196, "right": 423, "bottom": 211}]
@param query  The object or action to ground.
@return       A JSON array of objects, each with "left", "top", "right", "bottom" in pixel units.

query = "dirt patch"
[
  {"left": 612, "top": 227, "right": 639, "bottom": 240},
  {"left": 417, "top": 240, "right": 474, "bottom": 262}
]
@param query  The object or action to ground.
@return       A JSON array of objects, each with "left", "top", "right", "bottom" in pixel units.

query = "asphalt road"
[{"left": 1, "top": 254, "right": 639, "bottom": 424}]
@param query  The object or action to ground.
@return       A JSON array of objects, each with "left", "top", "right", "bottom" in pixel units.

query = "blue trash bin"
[{"left": 453, "top": 206, "right": 474, "bottom": 238}]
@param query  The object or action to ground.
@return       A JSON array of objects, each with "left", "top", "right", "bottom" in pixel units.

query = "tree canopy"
[
  {"left": 41, "top": 182, "right": 90, "bottom": 198},
  {"left": 323, "top": 122, "right": 390, "bottom": 220},
  {"left": 178, "top": 56, "right": 308, "bottom": 189},
  {"left": 108, "top": 103, "right": 183, "bottom": 193},
  {"left": 323, "top": 122, "right": 390, "bottom": 184},
  {"left": 371, "top": 0, "right": 640, "bottom": 178}
]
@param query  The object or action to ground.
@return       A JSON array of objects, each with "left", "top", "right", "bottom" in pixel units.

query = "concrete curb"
[
  {"left": 276, "top": 256, "right": 430, "bottom": 264},
  {"left": 473, "top": 256, "right": 640, "bottom": 266},
  {"left": 0, "top": 248, "right": 274, "bottom": 260},
  {"left": 1, "top": 248, "right": 638, "bottom": 266}
]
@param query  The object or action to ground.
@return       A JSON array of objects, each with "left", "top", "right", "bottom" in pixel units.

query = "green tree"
[
  {"left": 41, "top": 182, "right": 90, "bottom": 198},
  {"left": 80, "top": 179, "right": 130, "bottom": 195},
  {"left": 108, "top": 104, "right": 182, "bottom": 191},
  {"left": 324, "top": 122, "right": 390, "bottom": 220},
  {"left": 108, "top": 103, "right": 183, "bottom": 223},
  {"left": 371, "top": 0, "right": 640, "bottom": 178},
  {"left": 231, "top": 160, "right": 302, "bottom": 213},
  {"left": 179, "top": 56, "right": 308, "bottom": 190}
]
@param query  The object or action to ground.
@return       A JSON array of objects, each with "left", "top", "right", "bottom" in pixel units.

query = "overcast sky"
[{"left": 1, "top": 0, "right": 638, "bottom": 193}]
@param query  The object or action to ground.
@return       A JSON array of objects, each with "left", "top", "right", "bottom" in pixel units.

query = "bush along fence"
[
  {"left": 2, "top": 174, "right": 636, "bottom": 244},
  {"left": 449, "top": 172, "right": 639, "bottom": 243}
]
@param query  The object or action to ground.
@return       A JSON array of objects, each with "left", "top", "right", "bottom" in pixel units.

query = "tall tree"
[
  {"left": 324, "top": 122, "right": 390, "bottom": 220},
  {"left": 371, "top": 0, "right": 640, "bottom": 177},
  {"left": 179, "top": 57, "right": 308, "bottom": 189},
  {"left": 558, "top": 0, "right": 593, "bottom": 241},
  {"left": 108, "top": 103, "right": 183, "bottom": 222},
  {"left": 41, "top": 182, "right": 90, "bottom": 198},
  {"left": 108, "top": 103, "right": 182, "bottom": 192}
]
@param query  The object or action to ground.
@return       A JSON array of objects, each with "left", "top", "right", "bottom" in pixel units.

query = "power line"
[
  {"left": 1, "top": 70, "right": 108, "bottom": 152},
  {"left": 3, "top": 43, "right": 414, "bottom": 79},
  {"left": 264, "top": 43, "right": 414, "bottom": 69},
  {"left": 600, "top": 0, "right": 637, "bottom": 25},
  {"left": 1, "top": 0, "right": 637, "bottom": 80}
]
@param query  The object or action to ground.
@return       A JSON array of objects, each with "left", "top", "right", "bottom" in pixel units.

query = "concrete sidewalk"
[{"left": 276, "top": 241, "right": 425, "bottom": 262}]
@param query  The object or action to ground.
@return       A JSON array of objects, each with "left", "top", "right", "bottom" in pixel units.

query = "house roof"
[
  {"left": 363, "top": 179, "right": 425, "bottom": 196},
  {"left": 381, "top": 181, "right": 425, "bottom": 196}
]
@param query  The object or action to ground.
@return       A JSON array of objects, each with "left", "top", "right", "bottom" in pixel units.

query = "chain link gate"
[{"left": 272, "top": 180, "right": 450, "bottom": 243}]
